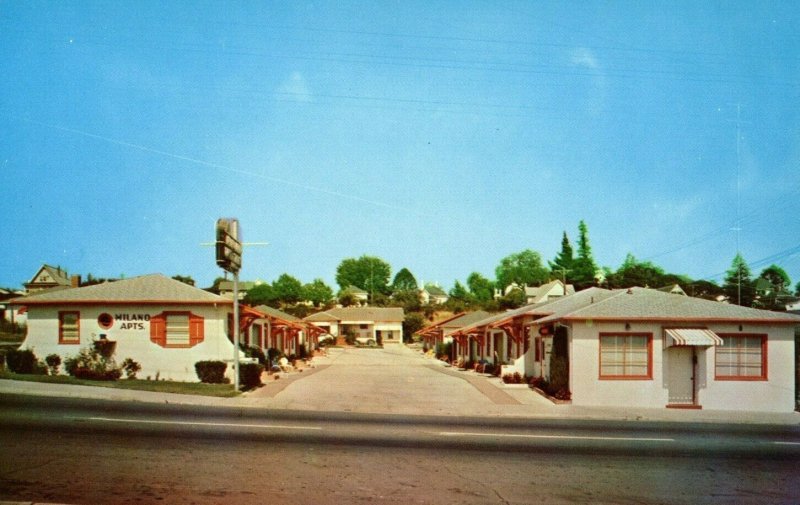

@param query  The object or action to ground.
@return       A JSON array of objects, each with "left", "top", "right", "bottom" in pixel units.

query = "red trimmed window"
[
  {"left": 150, "top": 312, "right": 204, "bottom": 348},
  {"left": 59, "top": 311, "right": 80, "bottom": 344},
  {"left": 599, "top": 333, "right": 652, "bottom": 380},
  {"left": 715, "top": 334, "right": 767, "bottom": 380}
]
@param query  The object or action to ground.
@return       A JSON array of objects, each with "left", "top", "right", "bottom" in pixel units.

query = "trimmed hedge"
[
  {"left": 6, "top": 349, "right": 38, "bottom": 374},
  {"left": 239, "top": 362, "right": 264, "bottom": 391},
  {"left": 195, "top": 360, "right": 227, "bottom": 384}
]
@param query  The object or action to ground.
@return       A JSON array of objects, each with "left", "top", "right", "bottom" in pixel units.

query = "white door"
[{"left": 667, "top": 347, "right": 694, "bottom": 405}]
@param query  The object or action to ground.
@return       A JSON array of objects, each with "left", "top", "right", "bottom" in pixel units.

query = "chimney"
[{"left": 71, "top": 275, "right": 81, "bottom": 288}]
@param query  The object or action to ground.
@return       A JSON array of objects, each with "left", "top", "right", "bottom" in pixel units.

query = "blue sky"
[{"left": 2, "top": 1, "right": 799, "bottom": 292}]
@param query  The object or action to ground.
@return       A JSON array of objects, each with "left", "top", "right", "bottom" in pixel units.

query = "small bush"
[
  {"left": 502, "top": 372, "right": 524, "bottom": 384},
  {"left": 121, "top": 358, "right": 142, "bottom": 379},
  {"left": 435, "top": 342, "right": 452, "bottom": 361},
  {"left": 241, "top": 345, "right": 267, "bottom": 366},
  {"left": 6, "top": 348, "right": 38, "bottom": 374},
  {"left": 45, "top": 354, "right": 62, "bottom": 375},
  {"left": 92, "top": 340, "right": 117, "bottom": 359},
  {"left": 239, "top": 362, "right": 264, "bottom": 391},
  {"left": 195, "top": 360, "right": 227, "bottom": 384},
  {"left": 64, "top": 347, "right": 122, "bottom": 380}
]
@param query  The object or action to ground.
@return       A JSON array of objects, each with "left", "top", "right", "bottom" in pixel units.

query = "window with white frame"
[
  {"left": 59, "top": 311, "right": 80, "bottom": 344},
  {"left": 715, "top": 334, "right": 766, "bottom": 380},
  {"left": 599, "top": 333, "right": 652, "bottom": 379},
  {"left": 166, "top": 313, "right": 190, "bottom": 346}
]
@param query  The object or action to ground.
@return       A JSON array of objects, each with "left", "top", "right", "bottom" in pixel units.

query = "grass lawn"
[{"left": 0, "top": 371, "right": 240, "bottom": 397}]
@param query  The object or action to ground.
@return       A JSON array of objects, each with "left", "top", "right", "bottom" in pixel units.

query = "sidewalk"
[{"left": 1, "top": 348, "right": 798, "bottom": 426}]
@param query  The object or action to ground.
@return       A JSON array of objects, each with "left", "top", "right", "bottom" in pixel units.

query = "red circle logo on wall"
[{"left": 98, "top": 313, "right": 114, "bottom": 329}]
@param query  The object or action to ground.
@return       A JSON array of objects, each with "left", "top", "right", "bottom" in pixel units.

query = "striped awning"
[{"left": 665, "top": 328, "right": 723, "bottom": 347}]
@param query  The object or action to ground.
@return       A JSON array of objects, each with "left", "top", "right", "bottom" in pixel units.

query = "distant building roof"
[
  {"left": 305, "top": 306, "right": 404, "bottom": 323},
  {"left": 423, "top": 284, "right": 448, "bottom": 297},
  {"left": 253, "top": 305, "right": 301, "bottom": 322}
]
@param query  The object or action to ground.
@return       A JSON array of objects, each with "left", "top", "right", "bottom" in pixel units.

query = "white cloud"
[
  {"left": 276, "top": 72, "right": 313, "bottom": 102},
  {"left": 570, "top": 47, "right": 606, "bottom": 114}
]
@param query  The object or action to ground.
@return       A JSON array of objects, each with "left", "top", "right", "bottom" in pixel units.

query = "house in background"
[
  {"left": 658, "top": 284, "right": 687, "bottom": 296},
  {"left": 24, "top": 264, "right": 79, "bottom": 294},
  {"left": 305, "top": 307, "right": 404, "bottom": 345},
  {"left": 218, "top": 279, "right": 261, "bottom": 300},
  {"left": 420, "top": 284, "right": 449, "bottom": 305},
  {"left": 496, "top": 279, "right": 575, "bottom": 305},
  {"left": 11, "top": 274, "right": 249, "bottom": 382}
]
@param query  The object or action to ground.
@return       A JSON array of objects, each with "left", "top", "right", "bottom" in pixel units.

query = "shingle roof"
[
  {"left": 11, "top": 274, "right": 228, "bottom": 305},
  {"left": 253, "top": 305, "right": 301, "bottom": 322},
  {"left": 304, "top": 307, "right": 404, "bottom": 323},
  {"left": 423, "top": 284, "right": 448, "bottom": 297},
  {"left": 536, "top": 287, "right": 800, "bottom": 324}
]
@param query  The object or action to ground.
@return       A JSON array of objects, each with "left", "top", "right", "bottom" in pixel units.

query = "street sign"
[{"left": 215, "top": 218, "right": 242, "bottom": 273}]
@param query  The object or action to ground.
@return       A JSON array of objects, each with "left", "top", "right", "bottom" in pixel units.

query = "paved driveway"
[{"left": 252, "top": 345, "right": 556, "bottom": 417}]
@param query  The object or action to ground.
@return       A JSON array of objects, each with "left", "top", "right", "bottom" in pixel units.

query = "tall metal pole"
[{"left": 233, "top": 271, "right": 240, "bottom": 391}]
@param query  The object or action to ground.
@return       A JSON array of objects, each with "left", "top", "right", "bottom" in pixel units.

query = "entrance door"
[{"left": 667, "top": 347, "right": 695, "bottom": 405}]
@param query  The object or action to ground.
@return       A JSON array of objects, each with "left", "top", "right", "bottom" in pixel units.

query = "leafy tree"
[
  {"left": 338, "top": 292, "right": 357, "bottom": 307},
  {"left": 171, "top": 275, "right": 195, "bottom": 286},
  {"left": 303, "top": 278, "right": 334, "bottom": 307},
  {"left": 335, "top": 255, "right": 392, "bottom": 297},
  {"left": 205, "top": 276, "right": 227, "bottom": 294},
  {"left": 448, "top": 281, "right": 470, "bottom": 302},
  {"left": 796, "top": 281, "right": 800, "bottom": 297},
  {"left": 757, "top": 265, "right": 792, "bottom": 310},
  {"left": 571, "top": 220, "right": 599, "bottom": 290},
  {"left": 402, "top": 312, "right": 427, "bottom": 343},
  {"left": 495, "top": 249, "right": 550, "bottom": 290},
  {"left": 243, "top": 283, "right": 279, "bottom": 307},
  {"left": 392, "top": 289, "right": 422, "bottom": 312},
  {"left": 608, "top": 253, "right": 667, "bottom": 289},
  {"left": 723, "top": 253, "right": 755, "bottom": 307},
  {"left": 272, "top": 274, "right": 304, "bottom": 305},
  {"left": 391, "top": 268, "right": 418, "bottom": 292},
  {"left": 549, "top": 231, "right": 574, "bottom": 280},
  {"left": 466, "top": 272, "right": 494, "bottom": 302},
  {"left": 759, "top": 265, "right": 791, "bottom": 293},
  {"left": 498, "top": 288, "right": 526, "bottom": 310},
  {"left": 686, "top": 279, "right": 724, "bottom": 300}
]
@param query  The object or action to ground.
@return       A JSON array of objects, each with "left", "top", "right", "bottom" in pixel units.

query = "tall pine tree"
[
  {"left": 723, "top": 253, "right": 755, "bottom": 306},
  {"left": 549, "top": 231, "right": 574, "bottom": 282},
  {"left": 571, "top": 220, "right": 598, "bottom": 289}
]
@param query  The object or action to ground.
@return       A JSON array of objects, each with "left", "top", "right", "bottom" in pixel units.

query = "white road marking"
[
  {"left": 773, "top": 441, "right": 800, "bottom": 446},
  {"left": 436, "top": 431, "right": 675, "bottom": 442},
  {"left": 86, "top": 417, "right": 322, "bottom": 431}
]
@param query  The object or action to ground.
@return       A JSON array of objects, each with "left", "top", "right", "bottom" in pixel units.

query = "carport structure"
[{"left": 240, "top": 305, "right": 327, "bottom": 357}]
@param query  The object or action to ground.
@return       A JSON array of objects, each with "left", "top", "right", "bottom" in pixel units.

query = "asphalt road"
[{"left": 2, "top": 394, "right": 799, "bottom": 505}]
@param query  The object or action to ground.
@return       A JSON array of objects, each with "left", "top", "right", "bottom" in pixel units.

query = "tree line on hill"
[{"left": 198, "top": 220, "right": 798, "bottom": 338}]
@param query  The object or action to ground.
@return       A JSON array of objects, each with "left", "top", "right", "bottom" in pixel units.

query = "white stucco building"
[
  {"left": 304, "top": 307, "right": 404, "bottom": 344},
  {"left": 11, "top": 274, "right": 244, "bottom": 382},
  {"left": 449, "top": 287, "right": 800, "bottom": 412}
]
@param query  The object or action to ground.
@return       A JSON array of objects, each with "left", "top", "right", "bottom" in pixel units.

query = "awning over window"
[{"left": 665, "top": 328, "right": 723, "bottom": 347}]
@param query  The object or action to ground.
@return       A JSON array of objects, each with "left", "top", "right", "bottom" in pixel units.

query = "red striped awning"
[{"left": 665, "top": 328, "right": 723, "bottom": 347}]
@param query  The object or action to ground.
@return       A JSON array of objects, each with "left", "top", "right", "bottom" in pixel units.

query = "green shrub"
[
  {"left": 195, "top": 360, "right": 227, "bottom": 384},
  {"left": 239, "top": 362, "right": 264, "bottom": 390},
  {"left": 64, "top": 347, "right": 122, "bottom": 381},
  {"left": 435, "top": 342, "right": 452, "bottom": 360},
  {"left": 6, "top": 348, "right": 38, "bottom": 374},
  {"left": 45, "top": 354, "right": 62, "bottom": 375},
  {"left": 241, "top": 345, "right": 267, "bottom": 365},
  {"left": 548, "top": 356, "right": 569, "bottom": 395},
  {"left": 121, "top": 358, "right": 142, "bottom": 379},
  {"left": 266, "top": 348, "right": 282, "bottom": 365},
  {"left": 92, "top": 340, "right": 117, "bottom": 359},
  {"left": 502, "top": 371, "right": 524, "bottom": 384}
]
